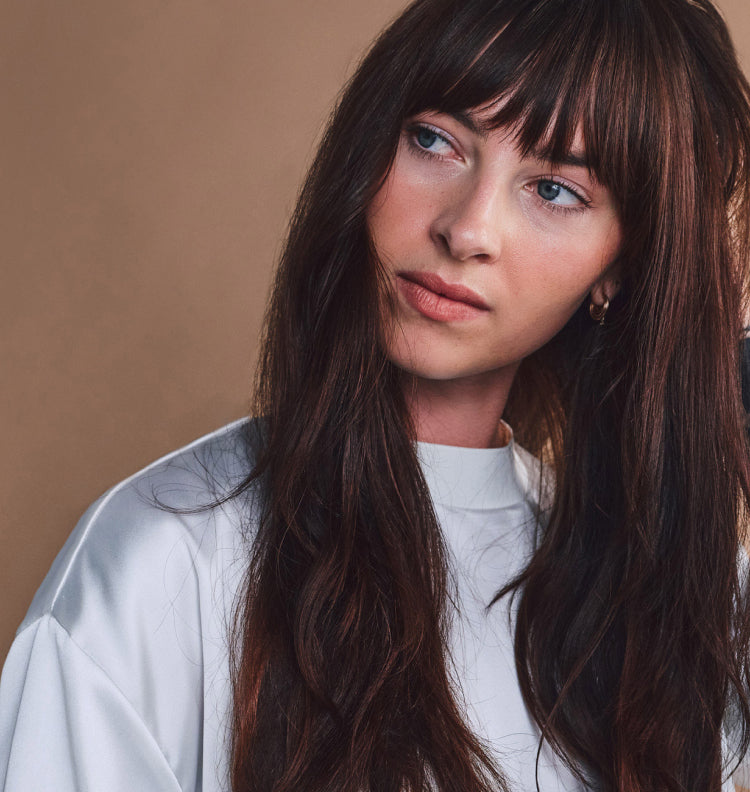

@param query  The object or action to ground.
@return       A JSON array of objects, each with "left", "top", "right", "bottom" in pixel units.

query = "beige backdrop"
[{"left": 1, "top": 0, "right": 748, "bottom": 662}]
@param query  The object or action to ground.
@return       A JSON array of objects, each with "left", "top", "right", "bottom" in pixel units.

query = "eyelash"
[
  {"left": 405, "top": 122, "right": 592, "bottom": 214},
  {"left": 533, "top": 178, "right": 592, "bottom": 214},
  {"left": 405, "top": 123, "right": 453, "bottom": 161}
]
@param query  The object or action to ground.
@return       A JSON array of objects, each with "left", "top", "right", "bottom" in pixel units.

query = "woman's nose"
[{"left": 430, "top": 179, "right": 504, "bottom": 263}]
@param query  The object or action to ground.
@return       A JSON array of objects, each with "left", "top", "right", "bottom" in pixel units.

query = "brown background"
[{"left": 1, "top": 0, "right": 748, "bottom": 662}]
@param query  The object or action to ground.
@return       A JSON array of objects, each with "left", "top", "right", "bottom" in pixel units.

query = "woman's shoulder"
[
  {"left": 18, "top": 418, "right": 263, "bottom": 668},
  {"left": 0, "top": 419, "right": 264, "bottom": 792}
]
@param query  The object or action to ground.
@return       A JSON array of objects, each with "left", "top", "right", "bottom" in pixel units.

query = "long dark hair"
[{"left": 230, "top": 1, "right": 750, "bottom": 789}]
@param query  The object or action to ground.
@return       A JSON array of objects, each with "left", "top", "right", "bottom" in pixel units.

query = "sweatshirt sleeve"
[{"left": 0, "top": 615, "right": 182, "bottom": 792}]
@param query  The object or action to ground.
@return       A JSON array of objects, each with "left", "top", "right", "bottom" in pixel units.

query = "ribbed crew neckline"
[{"left": 416, "top": 425, "right": 528, "bottom": 511}]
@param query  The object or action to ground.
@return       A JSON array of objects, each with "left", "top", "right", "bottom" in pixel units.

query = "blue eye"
[
  {"left": 538, "top": 181, "right": 561, "bottom": 200},
  {"left": 537, "top": 179, "right": 581, "bottom": 206},
  {"left": 416, "top": 128, "right": 439, "bottom": 149},
  {"left": 409, "top": 124, "right": 453, "bottom": 157}
]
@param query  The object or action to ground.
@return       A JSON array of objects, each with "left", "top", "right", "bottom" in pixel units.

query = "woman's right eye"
[{"left": 408, "top": 124, "right": 454, "bottom": 157}]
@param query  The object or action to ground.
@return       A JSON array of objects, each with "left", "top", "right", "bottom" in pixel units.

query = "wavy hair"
[{"left": 229, "top": 1, "right": 750, "bottom": 789}]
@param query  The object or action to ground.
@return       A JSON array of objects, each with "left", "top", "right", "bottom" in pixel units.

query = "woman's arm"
[{"left": 0, "top": 615, "right": 182, "bottom": 791}]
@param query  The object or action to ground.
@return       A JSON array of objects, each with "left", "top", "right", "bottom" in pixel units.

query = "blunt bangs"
[{"left": 399, "top": 0, "right": 685, "bottom": 205}]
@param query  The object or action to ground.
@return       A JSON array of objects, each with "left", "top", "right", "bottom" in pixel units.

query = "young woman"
[{"left": 2, "top": 0, "right": 750, "bottom": 790}]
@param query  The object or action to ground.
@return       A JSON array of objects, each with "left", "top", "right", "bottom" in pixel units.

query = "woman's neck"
[{"left": 405, "top": 367, "right": 517, "bottom": 449}]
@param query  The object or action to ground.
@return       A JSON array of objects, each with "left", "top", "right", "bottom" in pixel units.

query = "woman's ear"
[
  {"left": 588, "top": 271, "right": 621, "bottom": 324},
  {"left": 590, "top": 272, "right": 621, "bottom": 307}
]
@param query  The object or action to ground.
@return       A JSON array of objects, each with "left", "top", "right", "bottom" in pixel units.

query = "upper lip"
[{"left": 398, "top": 270, "right": 489, "bottom": 309}]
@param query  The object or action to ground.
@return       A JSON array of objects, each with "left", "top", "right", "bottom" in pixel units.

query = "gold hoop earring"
[{"left": 589, "top": 297, "right": 610, "bottom": 325}]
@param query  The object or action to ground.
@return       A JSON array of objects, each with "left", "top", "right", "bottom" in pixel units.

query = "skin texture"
[{"left": 369, "top": 108, "right": 623, "bottom": 448}]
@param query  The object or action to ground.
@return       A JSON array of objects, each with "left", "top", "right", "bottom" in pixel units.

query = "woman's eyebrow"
[
  {"left": 553, "top": 151, "right": 590, "bottom": 168},
  {"left": 447, "top": 110, "right": 490, "bottom": 140},
  {"left": 530, "top": 147, "right": 590, "bottom": 169}
]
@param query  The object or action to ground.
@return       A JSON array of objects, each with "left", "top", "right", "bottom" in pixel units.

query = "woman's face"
[{"left": 368, "top": 108, "right": 622, "bottom": 386}]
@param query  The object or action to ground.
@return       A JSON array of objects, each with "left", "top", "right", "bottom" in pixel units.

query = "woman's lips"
[{"left": 397, "top": 271, "right": 489, "bottom": 322}]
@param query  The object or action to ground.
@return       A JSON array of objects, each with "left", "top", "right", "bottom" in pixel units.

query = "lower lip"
[{"left": 398, "top": 276, "right": 487, "bottom": 322}]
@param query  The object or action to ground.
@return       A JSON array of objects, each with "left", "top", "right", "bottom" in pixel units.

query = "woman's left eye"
[{"left": 535, "top": 179, "right": 585, "bottom": 207}]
